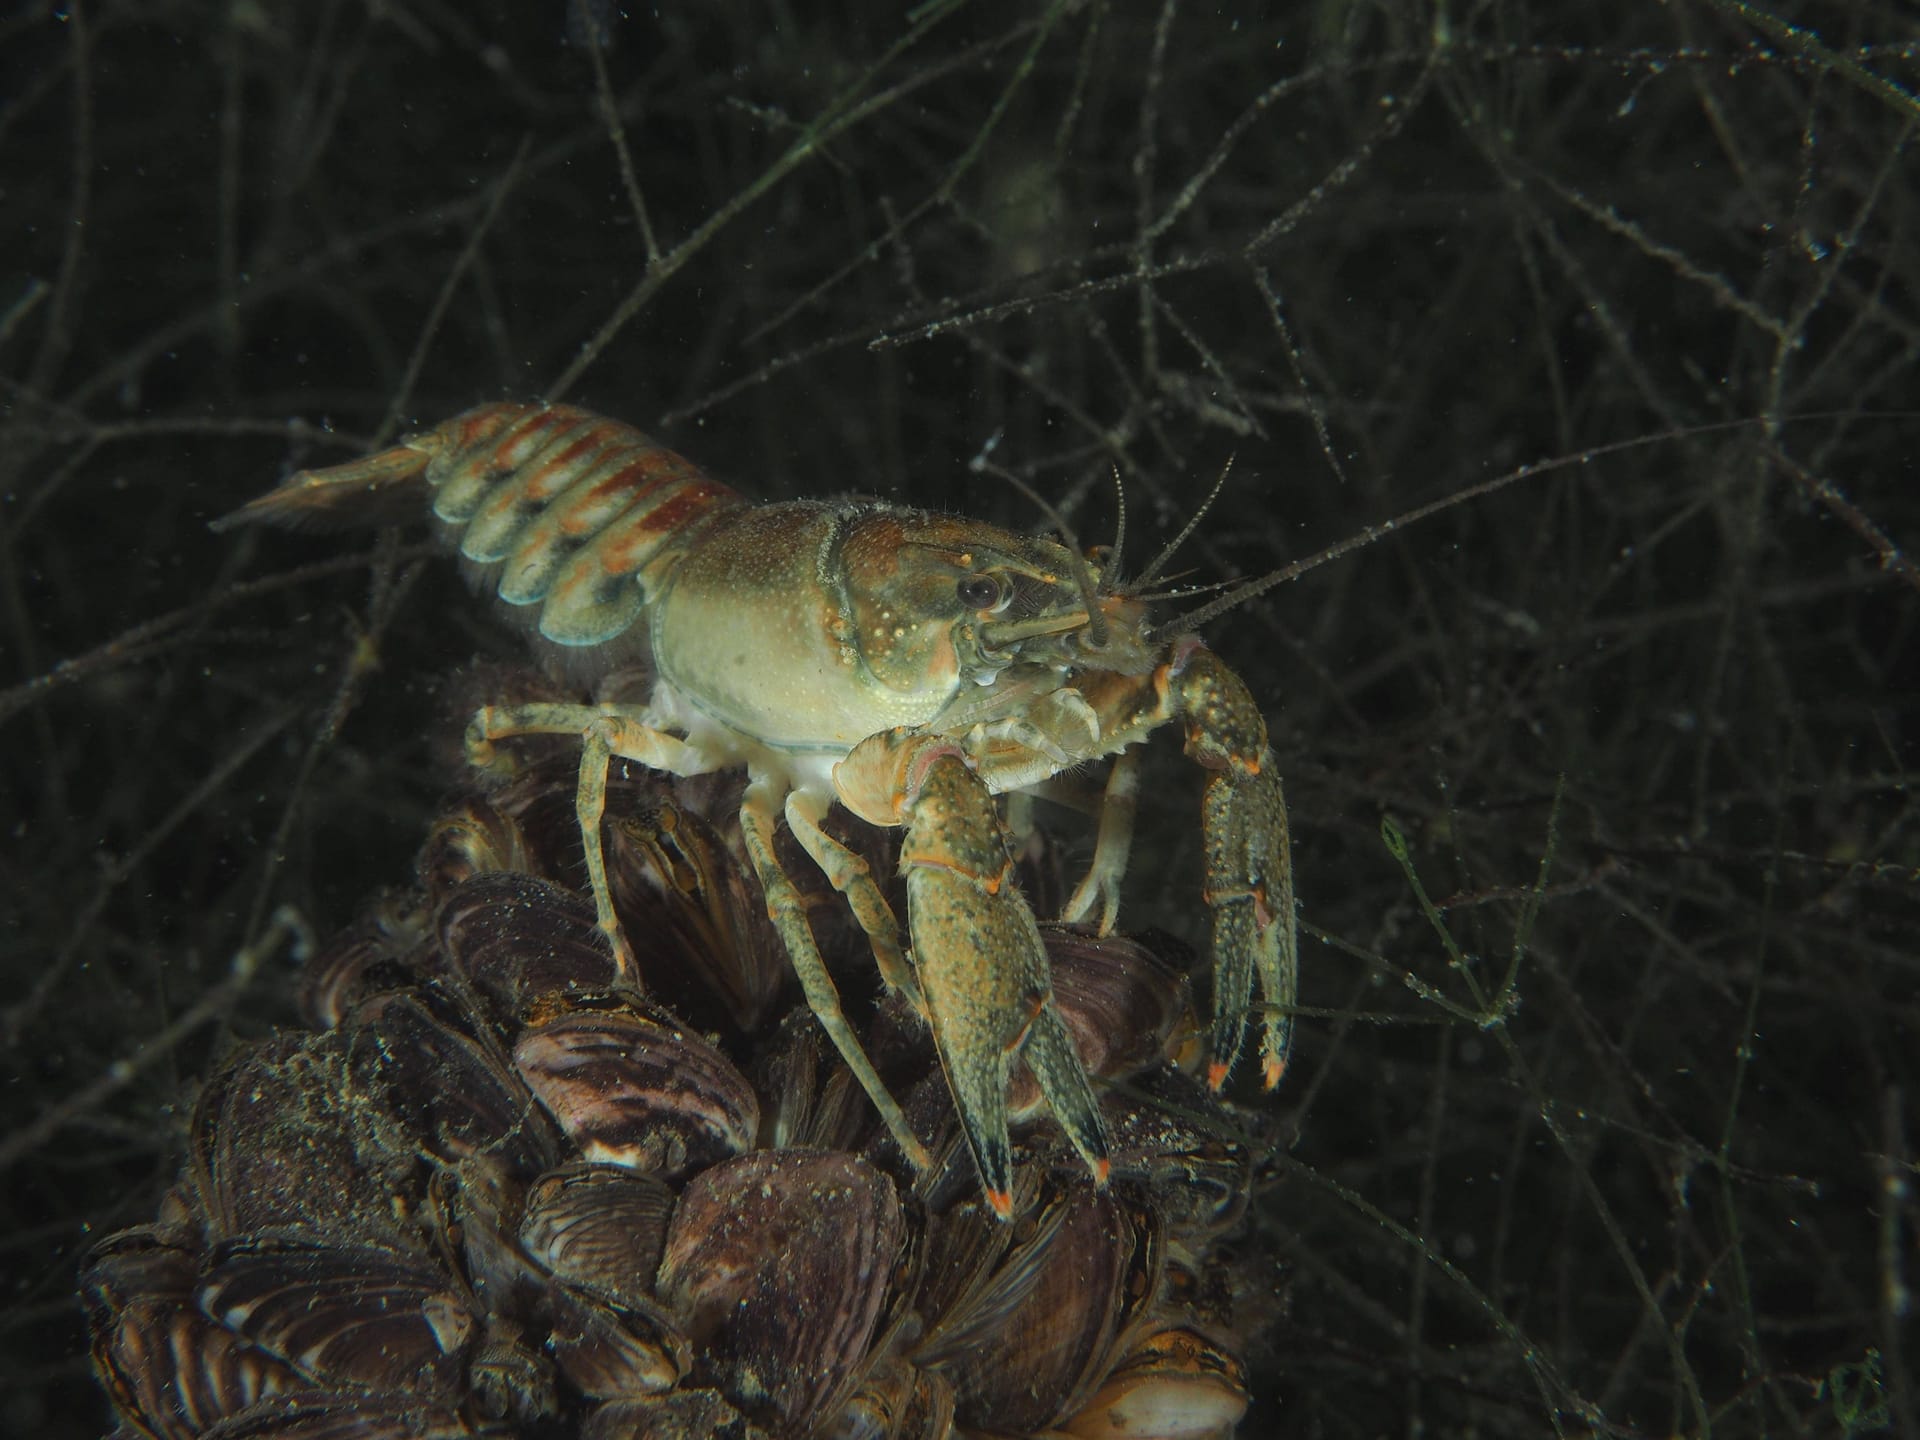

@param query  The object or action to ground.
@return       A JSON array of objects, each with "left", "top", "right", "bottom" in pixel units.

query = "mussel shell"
[
  {"left": 92, "top": 1298, "right": 304, "bottom": 1440},
  {"left": 195, "top": 1389, "right": 485, "bottom": 1440},
  {"left": 467, "top": 1322, "right": 558, "bottom": 1423},
  {"left": 579, "top": 1389, "right": 767, "bottom": 1440},
  {"left": 657, "top": 1149, "right": 904, "bottom": 1433},
  {"left": 758, "top": 1010, "right": 888, "bottom": 1158},
  {"left": 423, "top": 1160, "right": 546, "bottom": 1328},
  {"left": 436, "top": 873, "right": 617, "bottom": 1022},
  {"left": 198, "top": 1236, "right": 476, "bottom": 1400},
  {"left": 602, "top": 797, "right": 788, "bottom": 1034},
  {"left": 544, "top": 1286, "right": 688, "bottom": 1399},
  {"left": 1007, "top": 928, "right": 1192, "bottom": 1119},
  {"left": 419, "top": 795, "right": 536, "bottom": 907},
  {"left": 512, "top": 997, "right": 759, "bottom": 1177},
  {"left": 346, "top": 987, "right": 558, "bottom": 1176},
  {"left": 1059, "top": 1328, "right": 1250, "bottom": 1440},
  {"left": 186, "top": 1035, "right": 420, "bottom": 1247},
  {"left": 831, "top": 1361, "right": 955, "bottom": 1440},
  {"left": 518, "top": 1161, "right": 675, "bottom": 1313},
  {"left": 81, "top": 1223, "right": 198, "bottom": 1320},
  {"left": 299, "top": 903, "right": 430, "bottom": 1032},
  {"left": 923, "top": 1179, "right": 1164, "bottom": 1434}
]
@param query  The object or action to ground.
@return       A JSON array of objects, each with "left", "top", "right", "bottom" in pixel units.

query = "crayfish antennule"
[
  {"left": 985, "top": 1187, "right": 1015, "bottom": 1220},
  {"left": 1205, "top": 1060, "right": 1231, "bottom": 1092}
]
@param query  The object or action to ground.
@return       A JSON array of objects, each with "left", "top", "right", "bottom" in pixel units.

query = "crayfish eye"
[{"left": 956, "top": 574, "right": 1004, "bottom": 610}]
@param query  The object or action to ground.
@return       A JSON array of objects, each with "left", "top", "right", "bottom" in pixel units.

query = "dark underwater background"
[{"left": 2, "top": 2, "right": 1915, "bottom": 1436}]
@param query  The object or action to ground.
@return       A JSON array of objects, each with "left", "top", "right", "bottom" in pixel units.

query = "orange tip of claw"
[
  {"left": 1093, "top": 1158, "right": 1111, "bottom": 1186},
  {"left": 986, "top": 1187, "right": 1014, "bottom": 1219},
  {"left": 1263, "top": 1058, "right": 1287, "bottom": 1090},
  {"left": 1205, "top": 1061, "right": 1230, "bottom": 1092}
]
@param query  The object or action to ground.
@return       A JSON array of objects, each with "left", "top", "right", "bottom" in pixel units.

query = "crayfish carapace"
[{"left": 218, "top": 401, "right": 1296, "bottom": 1218}]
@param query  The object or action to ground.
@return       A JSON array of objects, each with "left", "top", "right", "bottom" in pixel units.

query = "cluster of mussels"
[{"left": 84, "top": 757, "right": 1262, "bottom": 1440}]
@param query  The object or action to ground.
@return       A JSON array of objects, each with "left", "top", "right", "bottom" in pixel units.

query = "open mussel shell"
[
  {"left": 512, "top": 996, "right": 759, "bottom": 1177},
  {"left": 197, "top": 1236, "right": 476, "bottom": 1400},
  {"left": 657, "top": 1149, "right": 904, "bottom": 1434},
  {"left": 601, "top": 797, "right": 788, "bottom": 1035},
  {"left": 1059, "top": 1328, "right": 1251, "bottom": 1440}
]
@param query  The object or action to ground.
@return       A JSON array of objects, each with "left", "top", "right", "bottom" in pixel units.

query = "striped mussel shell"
[
  {"left": 196, "top": 1236, "right": 477, "bottom": 1401},
  {"left": 519, "top": 1163, "right": 675, "bottom": 1314},
  {"left": 434, "top": 872, "right": 619, "bottom": 1024},
  {"left": 909, "top": 1172, "right": 1164, "bottom": 1436},
  {"left": 87, "top": 764, "right": 1261, "bottom": 1439},
  {"left": 1008, "top": 927, "right": 1194, "bottom": 1120},
  {"left": 655, "top": 1149, "right": 906, "bottom": 1435},
  {"left": 82, "top": 1226, "right": 305, "bottom": 1440},
  {"left": 518, "top": 1162, "right": 691, "bottom": 1399},
  {"left": 510, "top": 992, "right": 760, "bottom": 1177},
  {"left": 193, "top": 1390, "right": 493, "bottom": 1440}
]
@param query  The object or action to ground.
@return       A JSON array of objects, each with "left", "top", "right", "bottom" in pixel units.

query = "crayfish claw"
[
  {"left": 1020, "top": 1005, "right": 1112, "bottom": 1185},
  {"left": 1200, "top": 760, "right": 1296, "bottom": 1094}
]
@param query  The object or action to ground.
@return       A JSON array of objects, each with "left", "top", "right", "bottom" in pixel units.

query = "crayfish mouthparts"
[{"left": 217, "top": 400, "right": 1299, "bottom": 1223}]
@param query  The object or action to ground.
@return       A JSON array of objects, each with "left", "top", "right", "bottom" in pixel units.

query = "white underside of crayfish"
[{"left": 218, "top": 401, "right": 1298, "bottom": 1219}]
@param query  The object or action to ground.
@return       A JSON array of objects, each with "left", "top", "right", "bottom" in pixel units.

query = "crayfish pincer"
[{"left": 218, "top": 401, "right": 1298, "bottom": 1217}]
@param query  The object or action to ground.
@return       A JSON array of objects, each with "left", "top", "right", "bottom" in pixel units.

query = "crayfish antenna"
[{"left": 1135, "top": 455, "right": 1235, "bottom": 591}]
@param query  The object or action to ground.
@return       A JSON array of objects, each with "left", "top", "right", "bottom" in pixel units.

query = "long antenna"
[
  {"left": 1152, "top": 428, "right": 1757, "bottom": 638},
  {"left": 1136, "top": 455, "right": 1235, "bottom": 589},
  {"left": 1098, "top": 465, "right": 1127, "bottom": 593}
]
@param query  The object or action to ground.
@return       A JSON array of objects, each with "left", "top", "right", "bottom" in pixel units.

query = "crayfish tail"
[{"left": 210, "top": 440, "right": 435, "bottom": 534}]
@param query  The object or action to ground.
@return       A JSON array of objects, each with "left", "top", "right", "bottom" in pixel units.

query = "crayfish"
[{"left": 218, "top": 402, "right": 1296, "bottom": 1218}]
